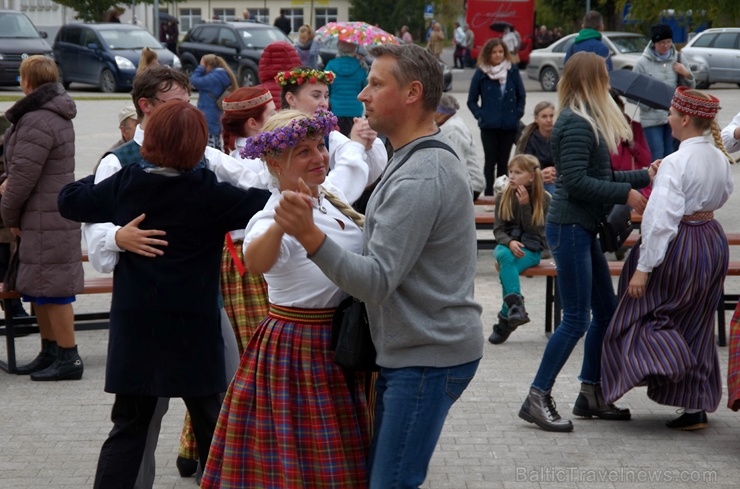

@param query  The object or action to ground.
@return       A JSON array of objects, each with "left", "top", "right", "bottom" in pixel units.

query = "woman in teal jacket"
[
  {"left": 325, "top": 41, "right": 368, "bottom": 136},
  {"left": 467, "top": 38, "right": 526, "bottom": 195}
]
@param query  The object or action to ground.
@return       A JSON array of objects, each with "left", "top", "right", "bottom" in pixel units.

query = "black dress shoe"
[
  {"left": 666, "top": 410, "right": 708, "bottom": 430},
  {"left": 176, "top": 456, "right": 198, "bottom": 477}
]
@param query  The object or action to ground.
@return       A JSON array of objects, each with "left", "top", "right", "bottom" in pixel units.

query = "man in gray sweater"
[{"left": 275, "top": 43, "right": 484, "bottom": 489}]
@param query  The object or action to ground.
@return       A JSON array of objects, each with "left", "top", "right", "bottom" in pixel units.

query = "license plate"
[{"left": 16, "top": 75, "right": 20, "bottom": 82}]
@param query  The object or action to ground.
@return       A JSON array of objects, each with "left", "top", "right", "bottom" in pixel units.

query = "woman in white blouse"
[
  {"left": 601, "top": 87, "right": 734, "bottom": 431},
  {"left": 201, "top": 109, "right": 372, "bottom": 489}
]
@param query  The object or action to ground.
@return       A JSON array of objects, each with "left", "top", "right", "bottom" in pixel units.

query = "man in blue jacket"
[{"left": 564, "top": 10, "right": 612, "bottom": 71}]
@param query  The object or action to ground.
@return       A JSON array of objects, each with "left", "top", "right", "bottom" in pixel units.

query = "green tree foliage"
[{"left": 53, "top": 0, "right": 154, "bottom": 23}]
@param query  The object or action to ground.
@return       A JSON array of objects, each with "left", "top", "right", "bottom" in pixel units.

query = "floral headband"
[
  {"left": 274, "top": 68, "right": 335, "bottom": 87},
  {"left": 240, "top": 109, "right": 338, "bottom": 160}
]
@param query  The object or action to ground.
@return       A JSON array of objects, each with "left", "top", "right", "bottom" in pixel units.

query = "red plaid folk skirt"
[
  {"left": 201, "top": 304, "right": 373, "bottom": 489},
  {"left": 602, "top": 220, "right": 727, "bottom": 411},
  {"left": 728, "top": 302, "right": 740, "bottom": 411}
]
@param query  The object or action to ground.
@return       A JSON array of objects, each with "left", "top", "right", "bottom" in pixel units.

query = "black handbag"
[
  {"left": 331, "top": 296, "right": 378, "bottom": 371},
  {"left": 598, "top": 204, "right": 633, "bottom": 253}
]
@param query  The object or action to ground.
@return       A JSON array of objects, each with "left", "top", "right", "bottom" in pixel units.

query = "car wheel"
[
  {"left": 57, "top": 65, "right": 70, "bottom": 90},
  {"left": 239, "top": 67, "right": 257, "bottom": 87},
  {"left": 181, "top": 61, "right": 196, "bottom": 77},
  {"left": 99, "top": 69, "right": 117, "bottom": 93},
  {"left": 696, "top": 80, "right": 710, "bottom": 89},
  {"left": 539, "top": 66, "right": 559, "bottom": 92}
]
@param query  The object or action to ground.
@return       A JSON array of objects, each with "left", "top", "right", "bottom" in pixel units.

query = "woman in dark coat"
[
  {"left": 0, "top": 55, "right": 84, "bottom": 381},
  {"left": 467, "top": 37, "right": 526, "bottom": 195},
  {"left": 57, "top": 101, "right": 268, "bottom": 489}
]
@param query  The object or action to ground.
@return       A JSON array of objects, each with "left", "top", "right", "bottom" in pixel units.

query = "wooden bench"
[
  {"left": 0, "top": 255, "right": 113, "bottom": 374},
  {"left": 528, "top": 232, "right": 740, "bottom": 347}
]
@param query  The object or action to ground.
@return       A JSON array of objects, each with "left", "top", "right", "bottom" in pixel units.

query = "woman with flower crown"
[
  {"left": 200, "top": 109, "right": 372, "bottom": 488},
  {"left": 276, "top": 66, "right": 388, "bottom": 204}
]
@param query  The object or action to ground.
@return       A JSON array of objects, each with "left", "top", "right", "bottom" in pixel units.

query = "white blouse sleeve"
[
  {"left": 721, "top": 111, "right": 740, "bottom": 154},
  {"left": 327, "top": 131, "right": 370, "bottom": 204},
  {"left": 637, "top": 159, "right": 685, "bottom": 273}
]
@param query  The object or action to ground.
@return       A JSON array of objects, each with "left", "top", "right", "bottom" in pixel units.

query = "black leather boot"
[
  {"left": 15, "top": 339, "right": 57, "bottom": 375},
  {"left": 488, "top": 313, "right": 515, "bottom": 344},
  {"left": 504, "top": 293, "right": 530, "bottom": 328},
  {"left": 519, "top": 386, "right": 573, "bottom": 432},
  {"left": 572, "top": 383, "right": 631, "bottom": 420},
  {"left": 31, "top": 345, "right": 84, "bottom": 381}
]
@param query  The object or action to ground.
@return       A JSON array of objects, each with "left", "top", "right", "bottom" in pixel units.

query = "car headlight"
[
  {"left": 115, "top": 56, "right": 135, "bottom": 70},
  {"left": 0, "top": 54, "right": 5, "bottom": 60},
  {"left": 44, "top": 52, "right": 55, "bottom": 60},
  {"left": 172, "top": 55, "right": 181, "bottom": 69}
]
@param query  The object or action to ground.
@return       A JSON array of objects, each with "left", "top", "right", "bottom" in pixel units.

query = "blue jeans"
[
  {"left": 494, "top": 244, "right": 541, "bottom": 315},
  {"left": 643, "top": 123, "right": 676, "bottom": 160},
  {"left": 369, "top": 359, "right": 480, "bottom": 489},
  {"left": 531, "top": 223, "right": 617, "bottom": 392}
]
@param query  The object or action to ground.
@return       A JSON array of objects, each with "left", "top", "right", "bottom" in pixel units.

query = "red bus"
[{"left": 465, "top": 0, "right": 536, "bottom": 66}]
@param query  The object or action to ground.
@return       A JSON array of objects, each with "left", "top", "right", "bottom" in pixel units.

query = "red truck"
[{"left": 465, "top": 0, "right": 536, "bottom": 66}]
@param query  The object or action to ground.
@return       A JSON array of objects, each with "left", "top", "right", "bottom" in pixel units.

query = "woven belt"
[
  {"left": 268, "top": 304, "right": 335, "bottom": 323},
  {"left": 681, "top": 211, "right": 714, "bottom": 222}
]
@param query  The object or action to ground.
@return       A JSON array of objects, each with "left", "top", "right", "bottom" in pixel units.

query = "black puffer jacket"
[
  {"left": 548, "top": 108, "right": 650, "bottom": 233},
  {"left": 1, "top": 82, "right": 83, "bottom": 297}
]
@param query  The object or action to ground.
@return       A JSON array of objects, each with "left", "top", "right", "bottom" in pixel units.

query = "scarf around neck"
[{"left": 481, "top": 60, "right": 511, "bottom": 85}]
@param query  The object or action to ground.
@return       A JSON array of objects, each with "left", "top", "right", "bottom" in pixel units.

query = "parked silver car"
[
  {"left": 680, "top": 28, "right": 740, "bottom": 89},
  {"left": 526, "top": 31, "right": 649, "bottom": 91}
]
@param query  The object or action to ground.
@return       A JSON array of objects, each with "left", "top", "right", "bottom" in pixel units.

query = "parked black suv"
[{"left": 178, "top": 21, "right": 291, "bottom": 87}]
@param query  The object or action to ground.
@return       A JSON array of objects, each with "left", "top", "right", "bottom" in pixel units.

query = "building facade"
[{"left": 2, "top": 0, "right": 351, "bottom": 38}]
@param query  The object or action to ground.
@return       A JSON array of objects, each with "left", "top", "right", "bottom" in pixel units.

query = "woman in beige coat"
[{"left": 1, "top": 55, "right": 84, "bottom": 381}]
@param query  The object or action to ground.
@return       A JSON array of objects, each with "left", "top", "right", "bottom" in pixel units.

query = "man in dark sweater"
[{"left": 273, "top": 9, "right": 291, "bottom": 36}]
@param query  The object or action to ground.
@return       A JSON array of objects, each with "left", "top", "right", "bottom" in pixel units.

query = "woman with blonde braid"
[
  {"left": 190, "top": 54, "right": 238, "bottom": 150},
  {"left": 201, "top": 109, "right": 372, "bottom": 488},
  {"left": 602, "top": 87, "right": 734, "bottom": 431}
]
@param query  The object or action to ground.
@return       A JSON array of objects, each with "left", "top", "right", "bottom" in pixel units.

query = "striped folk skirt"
[
  {"left": 728, "top": 302, "right": 740, "bottom": 411},
  {"left": 200, "top": 305, "right": 373, "bottom": 489},
  {"left": 602, "top": 220, "right": 728, "bottom": 411}
]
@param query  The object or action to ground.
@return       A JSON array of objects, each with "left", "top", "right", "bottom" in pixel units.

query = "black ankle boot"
[
  {"left": 15, "top": 339, "right": 58, "bottom": 375},
  {"left": 31, "top": 345, "right": 83, "bottom": 381},
  {"left": 572, "top": 383, "right": 631, "bottom": 420},
  {"left": 488, "top": 313, "right": 515, "bottom": 344},
  {"left": 518, "top": 386, "right": 573, "bottom": 432},
  {"left": 176, "top": 455, "right": 198, "bottom": 477},
  {"left": 504, "top": 293, "right": 530, "bottom": 328}
]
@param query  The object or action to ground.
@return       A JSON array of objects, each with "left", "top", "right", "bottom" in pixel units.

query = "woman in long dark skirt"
[{"left": 602, "top": 87, "right": 735, "bottom": 430}]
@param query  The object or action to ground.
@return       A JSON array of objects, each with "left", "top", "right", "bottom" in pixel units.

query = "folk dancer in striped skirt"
[
  {"left": 200, "top": 109, "right": 374, "bottom": 488},
  {"left": 602, "top": 86, "right": 734, "bottom": 431}
]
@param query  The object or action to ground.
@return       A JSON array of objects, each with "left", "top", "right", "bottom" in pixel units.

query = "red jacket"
[
  {"left": 258, "top": 41, "right": 301, "bottom": 109},
  {"left": 611, "top": 117, "right": 653, "bottom": 197}
]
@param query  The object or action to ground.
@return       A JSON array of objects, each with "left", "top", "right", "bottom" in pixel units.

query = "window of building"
[
  {"left": 213, "top": 8, "right": 236, "bottom": 21},
  {"left": 179, "top": 8, "right": 201, "bottom": 32},
  {"left": 314, "top": 8, "right": 337, "bottom": 29},
  {"left": 247, "top": 8, "right": 270, "bottom": 24},
  {"left": 285, "top": 8, "right": 304, "bottom": 34}
]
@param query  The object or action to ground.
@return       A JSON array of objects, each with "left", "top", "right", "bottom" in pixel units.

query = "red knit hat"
[
  {"left": 222, "top": 86, "right": 272, "bottom": 112},
  {"left": 671, "top": 86, "right": 720, "bottom": 119}
]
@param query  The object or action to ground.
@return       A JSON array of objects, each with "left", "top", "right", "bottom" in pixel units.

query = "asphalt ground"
[{"left": 2, "top": 48, "right": 740, "bottom": 488}]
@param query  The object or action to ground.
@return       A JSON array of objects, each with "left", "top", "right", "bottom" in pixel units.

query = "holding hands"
[
  {"left": 274, "top": 179, "right": 326, "bottom": 254},
  {"left": 350, "top": 117, "right": 378, "bottom": 150}
]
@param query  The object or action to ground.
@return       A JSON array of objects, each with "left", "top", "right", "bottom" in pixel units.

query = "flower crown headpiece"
[
  {"left": 240, "top": 109, "right": 338, "bottom": 160},
  {"left": 274, "top": 68, "right": 335, "bottom": 87}
]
